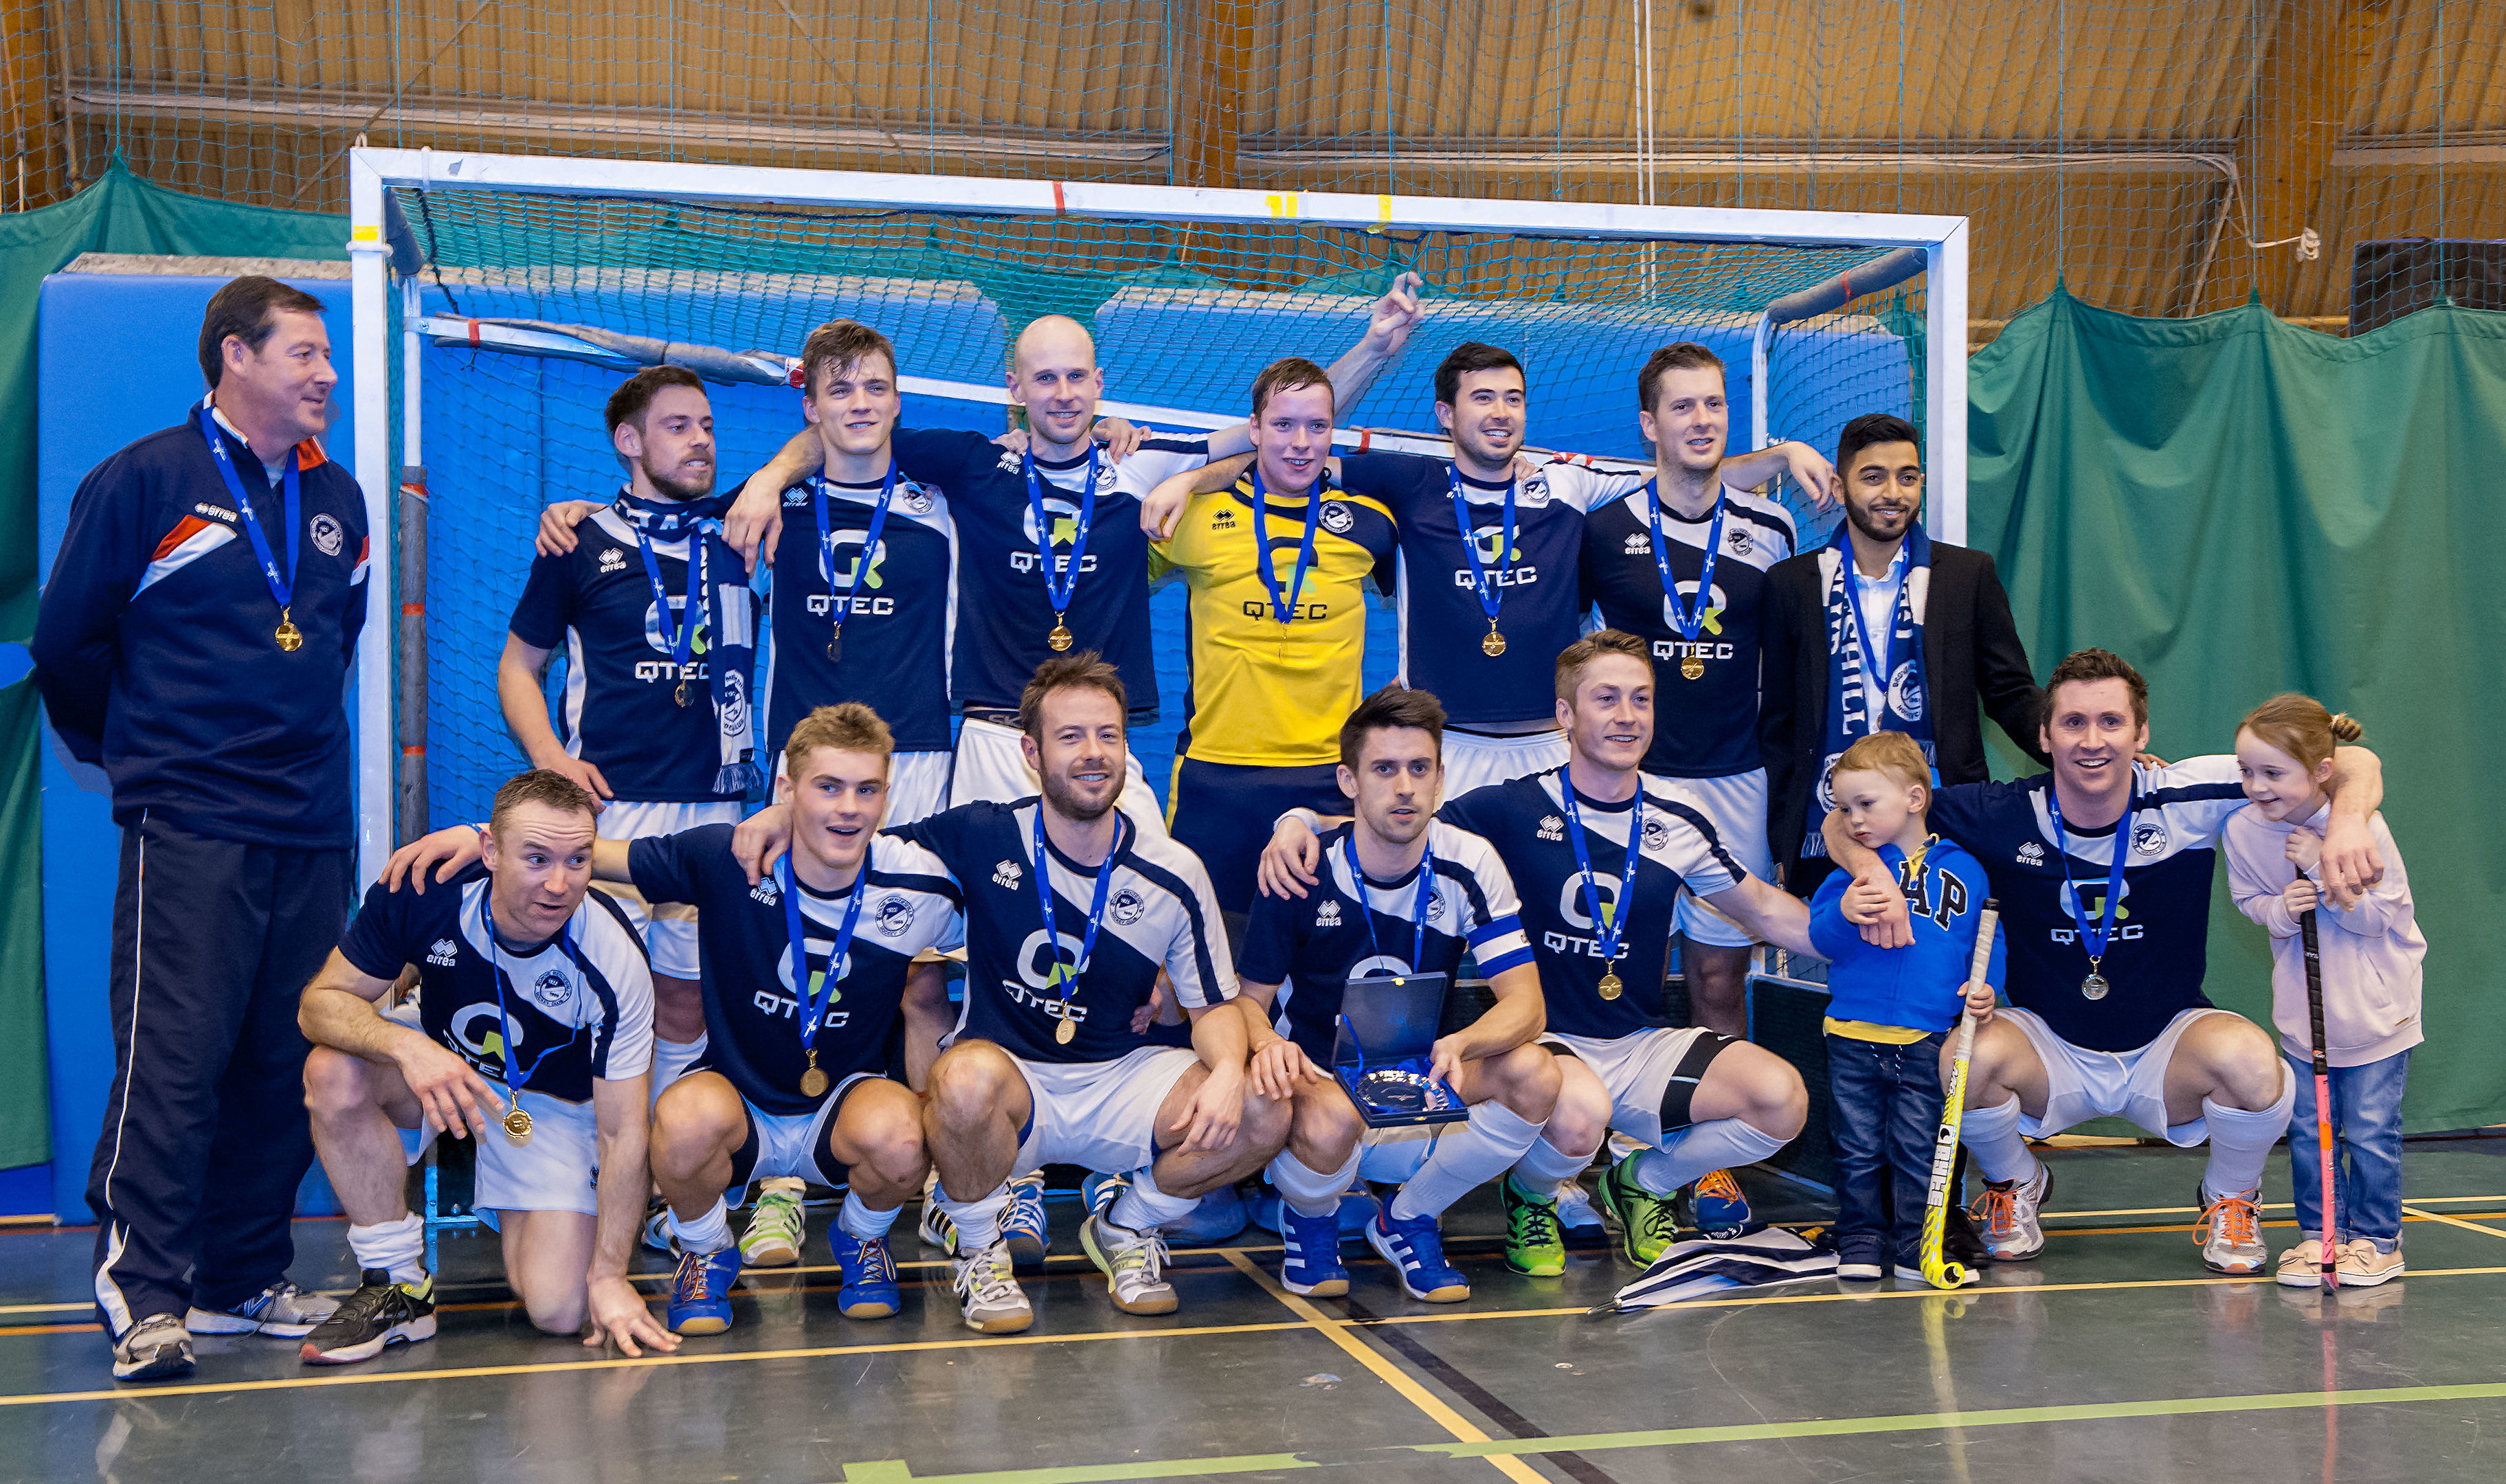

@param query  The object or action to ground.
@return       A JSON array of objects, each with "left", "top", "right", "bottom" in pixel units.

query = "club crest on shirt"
[
  {"left": 1728, "top": 528, "right": 1754, "bottom": 556},
  {"left": 1109, "top": 887, "right": 1145, "bottom": 925},
  {"left": 310, "top": 513, "right": 344, "bottom": 557},
  {"left": 2016, "top": 840, "right": 2046, "bottom": 866},
  {"left": 1519, "top": 473, "right": 1552, "bottom": 505},
  {"left": 1320, "top": 502, "right": 1356, "bottom": 535},
  {"left": 874, "top": 895, "right": 915, "bottom": 936},
  {"left": 1536, "top": 816, "right": 1564, "bottom": 842},
  {"left": 531, "top": 969, "right": 571, "bottom": 1008},
  {"left": 1426, "top": 892, "right": 1446, "bottom": 922},
  {"left": 599, "top": 546, "right": 628, "bottom": 573},
  {"left": 1623, "top": 532, "right": 1652, "bottom": 555},
  {"left": 993, "top": 859, "right": 1025, "bottom": 889},
  {"left": 2131, "top": 818, "right": 2170, "bottom": 856},
  {"left": 1642, "top": 816, "right": 1671, "bottom": 853},
  {"left": 427, "top": 938, "right": 459, "bottom": 966},
  {"left": 1315, "top": 899, "right": 1343, "bottom": 928}
]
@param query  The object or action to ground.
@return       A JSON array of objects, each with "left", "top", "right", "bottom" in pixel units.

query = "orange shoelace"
[
  {"left": 1694, "top": 1168, "right": 1745, "bottom": 1205},
  {"left": 2198, "top": 1192, "right": 2261, "bottom": 1249},
  {"left": 1970, "top": 1184, "right": 2019, "bottom": 1239}
]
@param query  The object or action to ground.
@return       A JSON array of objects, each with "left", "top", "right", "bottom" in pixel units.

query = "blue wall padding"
[{"left": 36, "top": 270, "right": 361, "bottom": 1223}]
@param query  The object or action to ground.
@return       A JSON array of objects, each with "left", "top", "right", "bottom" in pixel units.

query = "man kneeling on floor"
[
  {"left": 385, "top": 702, "right": 961, "bottom": 1334},
  {"left": 297, "top": 769, "right": 678, "bottom": 1362}
]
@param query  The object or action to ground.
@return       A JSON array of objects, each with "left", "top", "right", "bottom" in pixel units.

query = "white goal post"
[{"left": 344, "top": 145, "right": 1969, "bottom": 884}]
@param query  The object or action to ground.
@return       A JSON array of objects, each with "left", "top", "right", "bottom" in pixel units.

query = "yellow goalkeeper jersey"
[{"left": 1150, "top": 472, "right": 1397, "bottom": 767}]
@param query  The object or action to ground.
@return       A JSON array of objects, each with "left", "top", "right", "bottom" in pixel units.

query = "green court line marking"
[{"left": 831, "top": 1381, "right": 2506, "bottom": 1484}]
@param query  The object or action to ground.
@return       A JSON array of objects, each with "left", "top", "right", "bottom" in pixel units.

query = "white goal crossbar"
[{"left": 344, "top": 145, "right": 1970, "bottom": 881}]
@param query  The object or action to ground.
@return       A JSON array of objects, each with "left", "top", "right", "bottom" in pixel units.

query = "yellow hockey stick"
[{"left": 1918, "top": 899, "right": 1998, "bottom": 1290}]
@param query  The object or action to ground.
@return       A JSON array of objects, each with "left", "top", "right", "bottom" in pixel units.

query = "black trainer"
[{"left": 300, "top": 1269, "right": 437, "bottom": 1366}]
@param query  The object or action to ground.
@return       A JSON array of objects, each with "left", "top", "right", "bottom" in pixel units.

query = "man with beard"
[
  {"left": 502, "top": 367, "right": 764, "bottom": 1115},
  {"left": 732, "top": 655, "right": 1279, "bottom": 1331},
  {"left": 1760, "top": 412, "right": 2048, "bottom": 898}
]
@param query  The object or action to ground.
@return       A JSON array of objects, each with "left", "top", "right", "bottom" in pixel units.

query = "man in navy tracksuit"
[{"left": 32, "top": 277, "right": 368, "bottom": 1381}]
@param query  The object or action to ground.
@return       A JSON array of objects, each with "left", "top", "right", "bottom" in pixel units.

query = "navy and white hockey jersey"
[
  {"left": 1441, "top": 769, "right": 1743, "bottom": 1039},
  {"left": 762, "top": 467, "right": 956, "bottom": 754},
  {"left": 894, "top": 427, "right": 1211, "bottom": 716},
  {"left": 1580, "top": 480, "right": 1797, "bottom": 778},
  {"left": 1929, "top": 756, "right": 2249, "bottom": 1052},
  {"left": 1339, "top": 451, "right": 1592, "bottom": 728},
  {"left": 508, "top": 502, "right": 760, "bottom": 803},
  {"left": 342, "top": 866, "right": 655, "bottom": 1104},
  {"left": 628, "top": 824, "right": 963, "bottom": 1115},
  {"left": 1238, "top": 820, "right": 1534, "bottom": 1063},
  {"left": 886, "top": 799, "right": 1236, "bottom": 1064}
]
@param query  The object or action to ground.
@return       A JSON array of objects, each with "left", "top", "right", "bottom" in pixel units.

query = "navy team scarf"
[
  {"left": 1802, "top": 522, "right": 1934, "bottom": 861},
  {"left": 614, "top": 488, "right": 759, "bottom": 794}
]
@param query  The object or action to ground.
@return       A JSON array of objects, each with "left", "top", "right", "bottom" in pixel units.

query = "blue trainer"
[
  {"left": 831, "top": 1230, "right": 902, "bottom": 1319},
  {"left": 1002, "top": 1173, "right": 1051, "bottom": 1270},
  {"left": 666, "top": 1248, "right": 741, "bottom": 1336},
  {"left": 1081, "top": 1171, "right": 1126, "bottom": 1219},
  {"left": 1365, "top": 1206, "right": 1469, "bottom": 1303},
  {"left": 1687, "top": 1168, "right": 1755, "bottom": 1239},
  {"left": 1278, "top": 1205, "right": 1350, "bottom": 1297}
]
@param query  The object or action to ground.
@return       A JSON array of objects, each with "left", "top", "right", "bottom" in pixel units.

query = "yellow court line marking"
[
  {"left": 2402, "top": 1204, "right": 2506, "bottom": 1240},
  {"left": 1217, "top": 1249, "right": 1547, "bottom": 1484},
  {"left": 2044, "top": 1194, "right": 2506, "bottom": 1222}
]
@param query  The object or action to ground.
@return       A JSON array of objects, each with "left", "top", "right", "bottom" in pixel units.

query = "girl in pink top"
[{"left": 2226, "top": 695, "right": 2422, "bottom": 1289}]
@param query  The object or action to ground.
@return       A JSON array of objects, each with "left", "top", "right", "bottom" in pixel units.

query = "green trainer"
[
  {"left": 1597, "top": 1155, "right": 1677, "bottom": 1266},
  {"left": 1500, "top": 1175, "right": 1567, "bottom": 1277}
]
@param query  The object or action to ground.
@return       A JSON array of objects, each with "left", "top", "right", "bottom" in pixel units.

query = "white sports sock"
[
  {"left": 2200, "top": 1080, "right": 2296, "bottom": 1204},
  {"left": 1109, "top": 1164, "right": 1200, "bottom": 1233},
  {"left": 1960, "top": 1095, "right": 2041, "bottom": 1185},
  {"left": 1268, "top": 1147, "right": 1361, "bottom": 1218},
  {"left": 838, "top": 1191, "right": 900, "bottom": 1241},
  {"left": 937, "top": 1181, "right": 1011, "bottom": 1253},
  {"left": 1389, "top": 1101, "right": 1544, "bottom": 1223},
  {"left": 649, "top": 1036, "right": 706, "bottom": 1104},
  {"left": 1628, "top": 1117, "right": 1788, "bottom": 1197},
  {"left": 671, "top": 1197, "right": 735, "bottom": 1255},
  {"left": 346, "top": 1213, "right": 427, "bottom": 1287},
  {"left": 1510, "top": 1134, "right": 1593, "bottom": 1198}
]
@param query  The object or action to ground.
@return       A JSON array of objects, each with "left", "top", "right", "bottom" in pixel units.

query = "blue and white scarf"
[
  {"left": 1802, "top": 523, "right": 1934, "bottom": 860},
  {"left": 614, "top": 489, "right": 759, "bottom": 794}
]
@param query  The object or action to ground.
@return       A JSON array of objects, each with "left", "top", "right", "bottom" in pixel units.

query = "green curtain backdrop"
[
  {"left": 1969, "top": 288, "right": 2506, "bottom": 1134},
  {"left": 0, "top": 161, "right": 346, "bottom": 1166}
]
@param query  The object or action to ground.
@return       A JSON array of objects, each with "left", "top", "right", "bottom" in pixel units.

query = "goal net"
[{"left": 346, "top": 148, "right": 1968, "bottom": 879}]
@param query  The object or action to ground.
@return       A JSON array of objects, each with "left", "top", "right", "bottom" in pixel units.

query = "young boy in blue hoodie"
[{"left": 1809, "top": 732, "right": 2004, "bottom": 1280}]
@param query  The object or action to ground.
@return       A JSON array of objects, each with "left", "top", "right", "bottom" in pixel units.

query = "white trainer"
[
  {"left": 1969, "top": 1160, "right": 2052, "bottom": 1261},
  {"left": 2195, "top": 1185, "right": 2268, "bottom": 1276},
  {"left": 1080, "top": 1214, "right": 1177, "bottom": 1315},
  {"left": 950, "top": 1240, "right": 1033, "bottom": 1334},
  {"left": 185, "top": 1281, "right": 339, "bottom": 1338}
]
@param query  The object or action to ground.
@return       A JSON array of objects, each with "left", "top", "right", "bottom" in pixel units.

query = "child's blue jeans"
[
  {"left": 1826, "top": 1030, "right": 1947, "bottom": 1264},
  {"left": 2284, "top": 1048, "right": 2410, "bottom": 1252}
]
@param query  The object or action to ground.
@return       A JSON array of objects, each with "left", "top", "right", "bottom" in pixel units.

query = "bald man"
[{"left": 723, "top": 286, "right": 1424, "bottom": 831}]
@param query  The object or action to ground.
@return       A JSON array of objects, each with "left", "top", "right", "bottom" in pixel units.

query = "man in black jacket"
[{"left": 1760, "top": 413, "right": 2048, "bottom": 899}]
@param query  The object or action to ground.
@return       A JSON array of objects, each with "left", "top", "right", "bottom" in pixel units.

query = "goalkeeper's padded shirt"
[
  {"left": 32, "top": 402, "right": 370, "bottom": 847},
  {"left": 1148, "top": 471, "right": 1397, "bottom": 769},
  {"left": 1237, "top": 819, "right": 1534, "bottom": 1065},
  {"left": 892, "top": 427, "right": 1212, "bottom": 717},
  {"left": 761, "top": 466, "right": 957, "bottom": 754}
]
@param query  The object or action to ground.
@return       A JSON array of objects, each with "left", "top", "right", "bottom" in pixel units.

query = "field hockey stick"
[
  {"left": 2302, "top": 900, "right": 2336, "bottom": 1289},
  {"left": 1919, "top": 899, "right": 1999, "bottom": 1290}
]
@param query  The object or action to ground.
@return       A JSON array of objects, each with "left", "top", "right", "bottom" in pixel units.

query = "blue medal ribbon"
[
  {"left": 1023, "top": 445, "right": 1101, "bottom": 627},
  {"left": 196, "top": 403, "right": 302, "bottom": 643},
  {"left": 1249, "top": 465, "right": 1323, "bottom": 626},
  {"left": 1342, "top": 832, "right": 1435, "bottom": 973},
  {"left": 480, "top": 893, "right": 584, "bottom": 1113},
  {"left": 1447, "top": 466, "right": 1517, "bottom": 638},
  {"left": 1558, "top": 782, "right": 1644, "bottom": 977},
  {"left": 778, "top": 848, "right": 871, "bottom": 1088},
  {"left": 625, "top": 492, "right": 704, "bottom": 704},
  {"left": 1033, "top": 808, "right": 1129, "bottom": 1043},
  {"left": 1645, "top": 480, "right": 1728, "bottom": 663},
  {"left": 816, "top": 462, "right": 901, "bottom": 658},
  {"left": 2044, "top": 778, "right": 2134, "bottom": 993}
]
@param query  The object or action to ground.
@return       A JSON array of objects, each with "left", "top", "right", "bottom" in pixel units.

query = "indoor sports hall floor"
[{"left": 11, "top": 1140, "right": 2506, "bottom": 1483}]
